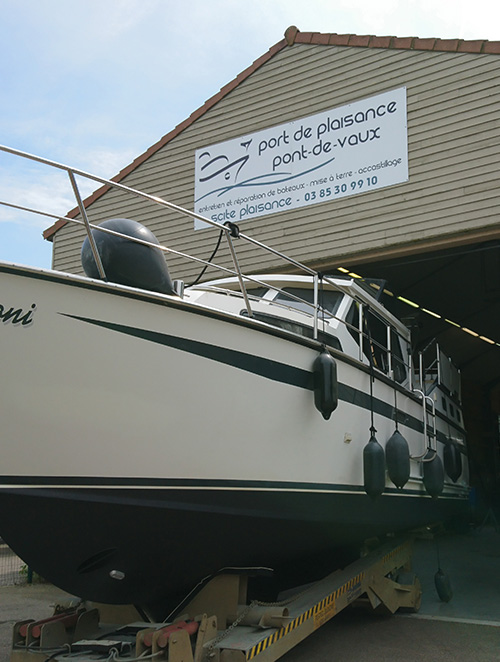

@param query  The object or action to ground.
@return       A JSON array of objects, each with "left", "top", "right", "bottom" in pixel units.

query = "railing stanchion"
[
  {"left": 223, "top": 224, "right": 253, "bottom": 318},
  {"left": 68, "top": 170, "right": 106, "bottom": 281},
  {"left": 358, "top": 304, "right": 364, "bottom": 362},
  {"left": 313, "top": 274, "right": 319, "bottom": 340}
]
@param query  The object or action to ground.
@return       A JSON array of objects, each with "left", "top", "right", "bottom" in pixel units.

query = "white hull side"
[{"left": 0, "top": 265, "right": 468, "bottom": 496}]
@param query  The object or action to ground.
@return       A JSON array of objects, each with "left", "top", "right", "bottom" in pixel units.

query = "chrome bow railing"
[{"left": 0, "top": 144, "right": 358, "bottom": 338}]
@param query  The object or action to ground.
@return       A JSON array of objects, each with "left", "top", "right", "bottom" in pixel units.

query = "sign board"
[{"left": 194, "top": 87, "right": 408, "bottom": 229}]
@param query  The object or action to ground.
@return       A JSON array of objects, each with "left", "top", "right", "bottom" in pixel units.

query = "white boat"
[{"left": 0, "top": 146, "right": 469, "bottom": 618}]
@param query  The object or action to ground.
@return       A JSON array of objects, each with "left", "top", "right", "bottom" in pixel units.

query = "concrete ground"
[{"left": 0, "top": 526, "right": 499, "bottom": 662}]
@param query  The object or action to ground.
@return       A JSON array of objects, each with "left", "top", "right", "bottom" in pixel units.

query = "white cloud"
[
  {"left": 0, "top": 161, "right": 90, "bottom": 229},
  {"left": 0, "top": 143, "right": 143, "bottom": 232}
]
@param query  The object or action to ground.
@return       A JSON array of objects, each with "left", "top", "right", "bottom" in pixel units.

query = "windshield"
[{"left": 273, "top": 287, "right": 343, "bottom": 318}]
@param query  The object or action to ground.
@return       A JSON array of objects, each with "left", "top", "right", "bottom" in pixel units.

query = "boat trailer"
[{"left": 9, "top": 538, "right": 421, "bottom": 662}]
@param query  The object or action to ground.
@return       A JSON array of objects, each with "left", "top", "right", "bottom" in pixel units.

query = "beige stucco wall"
[{"left": 52, "top": 43, "right": 500, "bottom": 283}]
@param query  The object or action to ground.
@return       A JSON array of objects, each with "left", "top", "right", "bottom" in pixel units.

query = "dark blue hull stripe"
[
  {"left": 62, "top": 313, "right": 313, "bottom": 389},
  {"left": 62, "top": 314, "right": 466, "bottom": 445},
  {"left": 0, "top": 476, "right": 469, "bottom": 500}
]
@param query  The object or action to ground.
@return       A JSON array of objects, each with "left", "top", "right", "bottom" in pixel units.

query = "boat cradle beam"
[{"left": 9, "top": 538, "right": 421, "bottom": 662}]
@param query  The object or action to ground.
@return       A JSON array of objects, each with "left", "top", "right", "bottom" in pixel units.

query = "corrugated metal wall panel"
[{"left": 52, "top": 43, "right": 500, "bottom": 281}]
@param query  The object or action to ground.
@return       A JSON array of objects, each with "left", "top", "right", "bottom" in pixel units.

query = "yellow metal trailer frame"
[{"left": 10, "top": 537, "right": 421, "bottom": 662}]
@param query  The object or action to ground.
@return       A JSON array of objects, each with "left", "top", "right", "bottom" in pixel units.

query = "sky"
[{"left": 1, "top": 0, "right": 499, "bottom": 269}]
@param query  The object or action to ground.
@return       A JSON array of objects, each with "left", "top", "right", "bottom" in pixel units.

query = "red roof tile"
[
  {"left": 294, "top": 31, "right": 314, "bottom": 44},
  {"left": 413, "top": 38, "right": 437, "bottom": 51},
  {"left": 329, "top": 33, "right": 350, "bottom": 46},
  {"left": 284, "top": 25, "right": 298, "bottom": 46},
  {"left": 369, "top": 36, "right": 393, "bottom": 49},
  {"left": 315, "top": 32, "right": 331, "bottom": 46},
  {"left": 391, "top": 37, "right": 414, "bottom": 50},
  {"left": 434, "top": 39, "right": 461, "bottom": 52},
  {"left": 44, "top": 26, "right": 500, "bottom": 240},
  {"left": 457, "top": 40, "right": 486, "bottom": 53},
  {"left": 484, "top": 41, "right": 500, "bottom": 54}
]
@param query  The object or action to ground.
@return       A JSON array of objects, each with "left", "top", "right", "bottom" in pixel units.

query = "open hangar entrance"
[{"left": 329, "top": 237, "right": 500, "bottom": 521}]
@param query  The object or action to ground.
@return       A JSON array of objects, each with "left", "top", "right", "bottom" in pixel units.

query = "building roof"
[{"left": 44, "top": 26, "right": 500, "bottom": 240}]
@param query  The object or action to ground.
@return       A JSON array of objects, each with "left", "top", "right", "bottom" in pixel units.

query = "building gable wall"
[{"left": 53, "top": 42, "right": 500, "bottom": 281}]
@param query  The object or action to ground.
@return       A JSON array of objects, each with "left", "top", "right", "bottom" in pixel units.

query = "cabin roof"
[
  {"left": 43, "top": 26, "right": 500, "bottom": 241},
  {"left": 199, "top": 273, "right": 410, "bottom": 336}
]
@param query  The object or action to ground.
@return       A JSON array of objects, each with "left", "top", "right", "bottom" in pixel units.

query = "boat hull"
[
  {"left": 0, "top": 484, "right": 467, "bottom": 613},
  {"left": 0, "top": 264, "right": 469, "bottom": 615}
]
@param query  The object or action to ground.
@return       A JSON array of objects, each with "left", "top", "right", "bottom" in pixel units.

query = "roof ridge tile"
[
  {"left": 457, "top": 39, "right": 487, "bottom": 53},
  {"left": 284, "top": 27, "right": 499, "bottom": 55},
  {"left": 413, "top": 37, "right": 437, "bottom": 51}
]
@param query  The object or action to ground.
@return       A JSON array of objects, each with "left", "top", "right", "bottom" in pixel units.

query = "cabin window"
[
  {"left": 245, "top": 288, "right": 268, "bottom": 299},
  {"left": 273, "top": 288, "right": 343, "bottom": 318},
  {"left": 391, "top": 328, "right": 407, "bottom": 383},
  {"left": 346, "top": 301, "right": 361, "bottom": 345},
  {"left": 240, "top": 310, "right": 342, "bottom": 351},
  {"left": 346, "top": 304, "right": 406, "bottom": 383},
  {"left": 364, "top": 310, "right": 389, "bottom": 373}
]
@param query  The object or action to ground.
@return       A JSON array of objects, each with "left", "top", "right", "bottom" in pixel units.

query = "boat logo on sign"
[{"left": 0, "top": 302, "right": 36, "bottom": 327}]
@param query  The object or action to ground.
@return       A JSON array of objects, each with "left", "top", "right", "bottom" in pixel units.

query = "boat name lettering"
[{"left": 0, "top": 302, "right": 36, "bottom": 327}]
